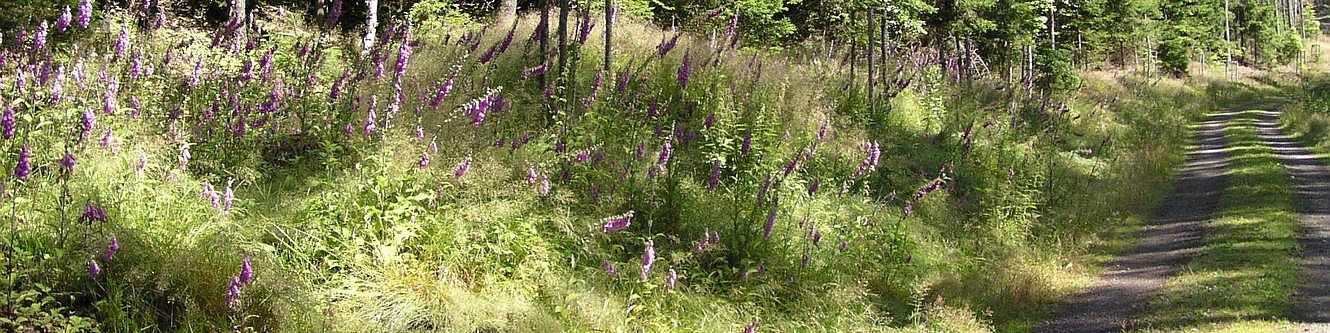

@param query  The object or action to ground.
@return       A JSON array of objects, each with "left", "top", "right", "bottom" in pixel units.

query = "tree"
[
  {"left": 497, "top": 0, "right": 517, "bottom": 25},
  {"left": 363, "top": 0, "right": 378, "bottom": 54}
]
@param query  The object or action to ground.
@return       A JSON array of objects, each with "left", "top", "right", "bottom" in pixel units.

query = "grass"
[
  {"left": 1132, "top": 109, "right": 1301, "bottom": 332},
  {"left": 0, "top": 5, "right": 1317, "bottom": 333}
]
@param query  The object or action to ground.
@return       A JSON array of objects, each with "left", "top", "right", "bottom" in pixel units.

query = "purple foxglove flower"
[
  {"left": 602, "top": 260, "right": 618, "bottom": 278},
  {"left": 239, "top": 258, "right": 253, "bottom": 286},
  {"left": 807, "top": 179, "right": 819, "bottom": 197},
  {"left": 763, "top": 209, "right": 777, "bottom": 238},
  {"left": 657, "top": 139, "right": 672, "bottom": 165},
  {"left": 105, "top": 235, "right": 119, "bottom": 259},
  {"left": 915, "top": 179, "right": 942, "bottom": 200},
  {"left": 114, "top": 26, "right": 129, "bottom": 58},
  {"left": 526, "top": 168, "right": 538, "bottom": 184},
  {"left": 179, "top": 145, "right": 190, "bottom": 171},
  {"left": 395, "top": 42, "right": 411, "bottom": 77},
  {"left": 14, "top": 144, "right": 31, "bottom": 181},
  {"left": 725, "top": 10, "right": 739, "bottom": 43},
  {"left": 811, "top": 229, "right": 822, "bottom": 246},
  {"left": 363, "top": 96, "right": 377, "bottom": 135},
  {"left": 498, "top": 26, "right": 516, "bottom": 54},
  {"left": 801, "top": 253, "right": 810, "bottom": 267},
  {"left": 76, "top": 0, "right": 91, "bottom": 29},
  {"left": 902, "top": 202, "right": 914, "bottom": 219},
  {"left": 538, "top": 173, "right": 550, "bottom": 196},
  {"left": 81, "top": 108, "right": 95, "bottom": 140},
  {"left": 817, "top": 124, "right": 828, "bottom": 141},
  {"left": 601, "top": 211, "right": 633, "bottom": 233},
  {"left": 454, "top": 156, "right": 472, "bottom": 179},
  {"left": 417, "top": 151, "right": 430, "bottom": 169},
  {"left": 577, "top": 12, "right": 596, "bottom": 45},
  {"left": 520, "top": 63, "right": 549, "bottom": 80},
  {"left": 616, "top": 69, "right": 631, "bottom": 93},
  {"left": 83, "top": 202, "right": 107, "bottom": 223},
  {"left": 707, "top": 161, "right": 721, "bottom": 189},
  {"left": 88, "top": 260, "right": 100, "bottom": 278},
  {"left": 34, "top": 21, "right": 48, "bottom": 50},
  {"left": 222, "top": 179, "right": 235, "bottom": 215},
  {"left": 328, "top": 0, "right": 342, "bottom": 27},
  {"left": 155, "top": 8, "right": 166, "bottom": 29},
  {"left": 60, "top": 152, "right": 75, "bottom": 173},
  {"left": 226, "top": 276, "right": 242, "bottom": 307},
  {"left": 667, "top": 268, "right": 677, "bottom": 290},
  {"left": 1, "top": 107, "right": 14, "bottom": 140},
  {"left": 744, "top": 321, "right": 759, "bottom": 333},
  {"left": 839, "top": 241, "right": 848, "bottom": 252},
  {"left": 657, "top": 33, "right": 680, "bottom": 58},
  {"left": 640, "top": 241, "right": 655, "bottom": 281},
  {"left": 58, "top": 6, "right": 72, "bottom": 32},
  {"left": 677, "top": 55, "right": 692, "bottom": 89},
  {"left": 135, "top": 152, "right": 147, "bottom": 177}
]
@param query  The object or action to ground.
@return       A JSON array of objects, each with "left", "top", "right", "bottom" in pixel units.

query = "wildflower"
[
  {"left": 807, "top": 178, "right": 819, "bottom": 197},
  {"left": 538, "top": 173, "right": 551, "bottom": 196},
  {"left": 811, "top": 229, "right": 822, "bottom": 247},
  {"left": 60, "top": 152, "right": 76, "bottom": 173},
  {"left": 839, "top": 241, "right": 848, "bottom": 252},
  {"left": 135, "top": 152, "right": 147, "bottom": 177},
  {"left": 707, "top": 161, "right": 721, "bottom": 189},
  {"left": 1, "top": 107, "right": 14, "bottom": 140},
  {"left": 602, "top": 260, "right": 618, "bottom": 278},
  {"left": 657, "top": 33, "right": 681, "bottom": 58},
  {"left": 363, "top": 96, "right": 377, "bottom": 135},
  {"left": 763, "top": 209, "right": 777, "bottom": 238},
  {"left": 76, "top": 0, "right": 91, "bottom": 29},
  {"left": 640, "top": 241, "right": 655, "bottom": 281},
  {"left": 83, "top": 202, "right": 107, "bottom": 223},
  {"left": 88, "top": 260, "right": 100, "bottom": 278},
  {"left": 395, "top": 41, "right": 411, "bottom": 77},
  {"left": 915, "top": 179, "right": 943, "bottom": 200},
  {"left": 417, "top": 151, "right": 431, "bottom": 169},
  {"left": 677, "top": 55, "right": 692, "bottom": 89},
  {"left": 239, "top": 259, "right": 253, "bottom": 286},
  {"left": 601, "top": 211, "right": 633, "bottom": 233},
  {"left": 429, "top": 70, "right": 457, "bottom": 108},
  {"left": 520, "top": 63, "right": 549, "bottom": 79},
  {"left": 34, "top": 21, "right": 48, "bottom": 50},
  {"left": 526, "top": 168, "right": 538, "bottom": 184},
  {"left": 744, "top": 321, "right": 759, "bottom": 333},
  {"left": 741, "top": 132, "right": 752, "bottom": 156},
  {"left": 225, "top": 276, "right": 242, "bottom": 307},
  {"left": 817, "top": 124, "right": 828, "bottom": 141},
  {"left": 616, "top": 69, "right": 631, "bottom": 93},
  {"left": 710, "top": 230, "right": 720, "bottom": 244},
  {"left": 856, "top": 141, "right": 880, "bottom": 177},
  {"left": 657, "top": 139, "right": 672, "bottom": 165},
  {"left": 155, "top": 8, "right": 166, "bottom": 29},
  {"left": 202, "top": 183, "right": 220, "bottom": 208},
  {"left": 667, "top": 268, "right": 678, "bottom": 290},
  {"left": 725, "top": 9, "right": 739, "bottom": 46},
  {"left": 222, "top": 179, "right": 235, "bottom": 215},
  {"left": 58, "top": 6, "right": 71, "bottom": 33},
  {"left": 105, "top": 235, "right": 119, "bottom": 259},
  {"left": 801, "top": 253, "right": 809, "bottom": 267},
  {"left": 14, "top": 144, "right": 31, "bottom": 181},
  {"left": 454, "top": 156, "right": 472, "bottom": 179},
  {"left": 114, "top": 26, "right": 129, "bottom": 58},
  {"left": 80, "top": 108, "right": 95, "bottom": 140},
  {"left": 179, "top": 145, "right": 190, "bottom": 170},
  {"left": 328, "top": 0, "right": 342, "bottom": 27},
  {"left": 902, "top": 202, "right": 914, "bottom": 219}
]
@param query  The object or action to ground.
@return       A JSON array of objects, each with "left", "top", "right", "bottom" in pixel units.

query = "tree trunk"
[
  {"left": 539, "top": 0, "right": 551, "bottom": 87},
  {"left": 362, "top": 0, "right": 378, "bottom": 55},
  {"left": 497, "top": 0, "right": 518, "bottom": 26},
  {"left": 558, "top": 0, "right": 570, "bottom": 76},
  {"left": 867, "top": 9, "right": 875, "bottom": 115},
  {"left": 604, "top": 0, "right": 613, "bottom": 72}
]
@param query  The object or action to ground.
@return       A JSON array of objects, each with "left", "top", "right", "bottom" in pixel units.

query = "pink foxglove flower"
[
  {"left": 58, "top": 6, "right": 72, "bottom": 33},
  {"left": 454, "top": 156, "right": 472, "bottom": 179},
  {"left": 14, "top": 144, "right": 31, "bottom": 181},
  {"left": 640, "top": 241, "right": 655, "bottom": 281},
  {"left": 88, "top": 260, "right": 100, "bottom": 278},
  {"left": 76, "top": 0, "right": 91, "bottom": 29},
  {"left": 104, "top": 235, "right": 119, "bottom": 259},
  {"left": 239, "top": 259, "right": 253, "bottom": 286},
  {"left": 600, "top": 211, "right": 633, "bottom": 233},
  {"left": 667, "top": 268, "right": 677, "bottom": 290}
]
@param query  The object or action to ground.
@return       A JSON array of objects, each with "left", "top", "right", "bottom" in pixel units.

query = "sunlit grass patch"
[{"left": 1133, "top": 111, "right": 1301, "bottom": 332}]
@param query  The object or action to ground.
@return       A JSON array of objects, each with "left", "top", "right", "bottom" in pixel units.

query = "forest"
[{"left": 2, "top": 0, "right": 1330, "bottom": 332}]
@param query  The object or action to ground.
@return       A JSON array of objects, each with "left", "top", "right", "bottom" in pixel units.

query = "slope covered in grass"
[{"left": 0, "top": 4, "right": 1292, "bottom": 332}]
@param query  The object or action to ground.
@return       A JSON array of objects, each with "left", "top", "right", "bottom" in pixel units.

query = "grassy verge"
[{"left": 1132, "top": 110, "right": 1300, "bottom": 332}]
